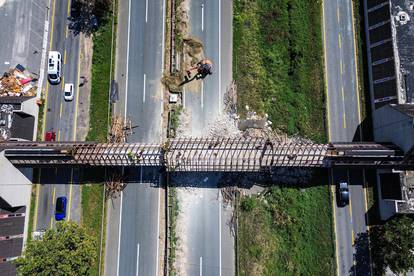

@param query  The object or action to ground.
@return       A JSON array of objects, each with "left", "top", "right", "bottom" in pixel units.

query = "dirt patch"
[{"left": 76, "top": 34, "right": 93, "bottom": 141}]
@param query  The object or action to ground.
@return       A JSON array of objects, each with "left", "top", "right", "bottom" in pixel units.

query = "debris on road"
[
  {"left": 109, "top": 116, "right": 132, "bottom": 143},
  {"left": 105, "top": 173, "right": 127, "bottom": 200},
  {"left": 0, "top": 65, "right": 37, "bottom": 97}
]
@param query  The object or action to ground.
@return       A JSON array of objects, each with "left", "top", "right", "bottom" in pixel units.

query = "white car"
[
  {"left": 64, "top": 83, "right": 74, "bottom": 101},
  {"left": 47, "top": 51, "right": 62, "bottom": 84}
]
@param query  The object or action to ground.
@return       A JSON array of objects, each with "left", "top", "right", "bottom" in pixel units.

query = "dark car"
[
  {"left": 337, "top": 181, "right": 349, "bottom": 207},
  {"left": 55, "top": 196, "right": 67, "bottom": 221}
]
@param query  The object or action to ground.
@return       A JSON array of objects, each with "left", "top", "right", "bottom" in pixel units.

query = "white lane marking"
[
  {"left": 156, "top": 181, "right": 161, "bottom": 276},
  {"left": 124, "top": 0, "right": 132, "bottom": 119},
  {"left": 218, "top": 0, "right": 221, "bottom": 114},
  {"left": 145, "top": 0, "right": 148, "bottom": 23},
  {"left": 200, "top": 256, "right": 203, "bottom": 276},
  {"left": 143, "top": 74, "right": 146, "bottom": 103},
  {"left": 219, "top": 191, "right": 222, "bottom": 276},
  {"left": 201, "top": 4, "right": 204, "bottom": 31},
  {"left": 136, "top": 243, "right": 140, "bottom": 276},
  {"left": 116, "top": 190, "right": 124, "bottom": 276},
  {"left": 201, "top": 81, "right": 204, "bottom": 108}
]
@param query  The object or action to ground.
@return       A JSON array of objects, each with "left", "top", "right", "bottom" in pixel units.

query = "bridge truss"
[{"left": 1, "top": 138, "right": 413, "bottom": 172}]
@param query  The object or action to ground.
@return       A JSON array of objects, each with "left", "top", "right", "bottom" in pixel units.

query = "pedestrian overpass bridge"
[{"left": 1, "top": 138, "right": 413, "bottom": 172}]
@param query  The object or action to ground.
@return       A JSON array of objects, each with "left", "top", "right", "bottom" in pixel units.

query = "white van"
[{"left": 48, "top": 51, "right": 62, "bottom": 84}]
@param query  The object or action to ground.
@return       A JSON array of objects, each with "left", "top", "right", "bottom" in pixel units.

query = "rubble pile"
[
  {"left": 0, "top": 65, "right": 37, "bottom": 97},
  {"left": 109, "top": 116, "right": 132, "bottom": 143}
]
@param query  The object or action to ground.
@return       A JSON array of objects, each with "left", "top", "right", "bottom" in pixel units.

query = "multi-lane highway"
[
  {"left": 175, "top": 0, "right": 234, "bottom": 275},
  {"left": 34, "top": 0, "right": 82, "bottom": 231},
  {"left": 105, "top": 0, "right": 165, "bottom": 275},
  {"left": 323, "top": 0, "right": 371, "bottom": 274}
]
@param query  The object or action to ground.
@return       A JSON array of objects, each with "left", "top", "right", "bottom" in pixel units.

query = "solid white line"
[
  {"left": 219, "top": 191, "right": 222, "bottom": 276},
  {"left": 124, "top": 0, "right": 132, "bottom": 119},
  {"left": 218, "top": 0, "right": 221, "bottom": 114},
  {"left": 136, "top": 243, "right": 140, "bottom": 276},
  {"left": 201, "top": 4, "right": 204, "bottom": 31},
  {"left": 145, "top": 0, "right": 148, "bottom": 22},
  {"left": 200, "top": 256, "right": 203, "bottom": 276},
  {"left": 143, "top": 74, "right": 146, "bottom": 103},
  {"left": 201, "top": 81, "right": 204, "bottom": 108},
  {"left": 116, "top": 191, "right": 124, "bottom": 276},
  {"left": 155, "top": 183, "right": 161, "bottom": 276}
]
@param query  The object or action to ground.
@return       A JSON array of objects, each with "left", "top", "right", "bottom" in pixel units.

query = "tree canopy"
[
  {"left": 69, "top": 0, "right": 112, "bottom": 35},
  {"left": 16, "top": 221, "right": 96, "bottom": 276},
  {"left": 371, "top": 215, "right": 414, "bottom": 275}
]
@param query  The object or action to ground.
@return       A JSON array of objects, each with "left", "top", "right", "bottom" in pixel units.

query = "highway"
[
  {"left": 104, "top": 0, "right": 165, "bottom": 275},
  {"left": 34, "top": 0, "right": 82, "bottom": 231},
  {"left": 174, "top": 0, "right": 234, "bottom": 275},
  {"left": 323, "top": 0, "right": 371, "bottom": 274}
]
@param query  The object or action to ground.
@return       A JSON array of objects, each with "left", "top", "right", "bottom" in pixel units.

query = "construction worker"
[{"left": 186, "top": 58, "right": 213, "bottom": 79}]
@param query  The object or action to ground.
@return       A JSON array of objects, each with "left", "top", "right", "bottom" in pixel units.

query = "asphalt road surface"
[
  {"left": 323, "top": 0, "right": 371, "bottom": 274},
  {"left": 35, "top": 0, "right": 82, "bottom": 231},
  {"left": 104, "top": 0, "right": 165, "bottom": 275},
  {"left": 174, "top": 0, "right": 235, "bottom": 275}
]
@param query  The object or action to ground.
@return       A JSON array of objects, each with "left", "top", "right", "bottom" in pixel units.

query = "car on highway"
[
  {"left": 64, "top": 83, "right": 74, "bottom": 101},
  {"left": 45, "top": 131, "right": 56, "bottom": 141},
  {"left": 337, "top": 181, "right": 349, "bottom": 207},
  {"left": 55, "top": 196, "right": 67, "bottom": 221},
  {"left": 47, "top": 51, "right": 62, "bottom": 84}
]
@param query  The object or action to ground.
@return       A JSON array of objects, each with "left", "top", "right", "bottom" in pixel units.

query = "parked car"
[
  {"left": 64, "top": 83, "right": 74, "bottom": 101},
  {"left": 55, "top": 196, "right": 67, "bottom": 221},
  {"left": 337, "top": 181, "right": 349, "bottom": 207}
]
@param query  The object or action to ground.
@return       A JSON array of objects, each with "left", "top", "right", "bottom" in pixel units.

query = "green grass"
[
  {"left": 36, "top": 101, "right": 45, "bottom": 141},
  {"left": 82, "top": 184, "right": 104, "bottom": 276},
  {"left": 85, "top": 12, "right": 113, "bottom": 142},
  {"left": 81, "top": 3, "right": 116, "bottom": 275},
  {"left": 168, "top": 186, "right": 179, "bottom": 276},
  {"left": 234, "top": 0, "right": 326, "bottom": 142},
  {"left": 238, "top": 172, "right": 335, "bottom": 275},
  {"left": 234, "top": 1, "right": 334, "bottom": 273}
]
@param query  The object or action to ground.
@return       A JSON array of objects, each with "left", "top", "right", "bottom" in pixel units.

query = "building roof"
[{"left": 391, "top": 0, "right": 414, "bottom": 103}]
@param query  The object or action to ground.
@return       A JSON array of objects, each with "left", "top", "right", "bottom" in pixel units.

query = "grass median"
[
  {"left": 234, "top": 0, "right": 335, "bottom": 274},
  {"left": 82, "top": 2, "right": 116, "bottom": 274},
  {"left": 238, "top": 172, "right": 335, "bottom": 275},
  {"left": 234, "top": 0, "right": 326, "bottom": 143}
]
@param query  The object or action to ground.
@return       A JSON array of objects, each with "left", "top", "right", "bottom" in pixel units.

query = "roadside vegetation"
[
  {"left": 234, "top": 0, "right": 335, "bottom": 274},
  {"left": 168, "top": 186, "right": 179, "bottom": 276},
  {"left": 81, "top": 0, "right": 116, "bottom": 275},
  {"left": 370, "top": 215, "right": 414, "bottom": 275},
  {"left": 234, "top": 0, "right": 326, "bottom": 143},
  {"left": 16, "top": 221, "right": 96, "bottom": 275},
  {"left": 238, "top": 173, "right": 335, "bottom": 275}
]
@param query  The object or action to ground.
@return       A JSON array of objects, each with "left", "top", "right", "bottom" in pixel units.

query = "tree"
[
  {"left": 69, "top": 0, "right": 112, "bottom": 35},
  {"left": 371, "top": 215, "right": 414, "bottom": 275},
  {"left": 16, "top": 221, "right": 96, "bottom": 276}
]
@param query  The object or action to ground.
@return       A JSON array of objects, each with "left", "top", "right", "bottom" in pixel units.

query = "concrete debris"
[
  {"left": 109, "top": 116, "right": 132, "bottom": 143},
  {"left": 0, "top": 65, "right": 37, "bottom": 97},
  {"left": 105, "top": 173, "right": 127, "bottom": 200}
]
